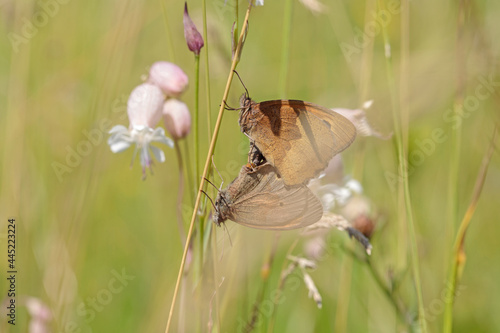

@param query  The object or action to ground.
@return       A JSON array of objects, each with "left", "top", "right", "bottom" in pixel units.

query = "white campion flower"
[
  {"left": 255, "top": 0, "right": 264, "bottom": 6},
  {"left": 308, "top": 156, "right": 363, "bottom": 211},
  {"left": 312, "top": 178, "right": 362, "bottom": 211},
  {"left": 107, "top": 83, "right": 173, "bottom": 178}
]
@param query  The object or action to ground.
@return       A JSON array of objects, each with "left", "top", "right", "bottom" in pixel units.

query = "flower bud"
[
  {"left": 352, "top": 214, "right": 375, "bottom": 239},
  {"left": 341, "top": 195, "right": 375, "bottom": 239},
  {"left": 163, "top": 99, "right": 191, "bottom": 139},
  {"left": 25, "top": 297, "right": 52, "bottom": 321},
  {"left": 148, "top": 61, "right": 188, "bottom": 97},
  {"left": 127, "top": 83, "right": 165, "bottom": 128},
  {"left": 183, "top": 2, "right": 204, "bottom": 55}
]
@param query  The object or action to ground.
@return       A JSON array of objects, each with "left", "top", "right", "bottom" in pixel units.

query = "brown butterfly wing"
[
  {"left": 246, "top": 100, "right": 356, "bottom": 186},
  {"left": 227, "top": 164, "right": 323, "bottom": 230}
]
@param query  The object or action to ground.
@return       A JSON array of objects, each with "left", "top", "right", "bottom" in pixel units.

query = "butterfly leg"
[{"left": 222, "top": 99, "right": 241, "bottom": 111}]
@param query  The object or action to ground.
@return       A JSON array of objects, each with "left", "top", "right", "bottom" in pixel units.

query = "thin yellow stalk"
[
  {"left": 443, "top": 126, "right": 498, "bottom": 332},
  {"left": 447, "top": 0, "right": 467, "bottom": 267},
  {"left": 164, "top": 4, "right": 254, "bottom": 332}
]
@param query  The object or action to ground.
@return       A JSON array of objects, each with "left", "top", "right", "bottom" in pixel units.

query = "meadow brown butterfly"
[
  {"left": 238, "top": 94, "right": 357, "bottom": 186},
  {"left": 212, "top": 163, "right": 323, "bottom": 230}
]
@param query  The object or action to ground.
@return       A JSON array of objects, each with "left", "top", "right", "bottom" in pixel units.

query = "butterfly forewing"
[
  {"left": 306, "top": 102, "right": 357, "bottom": 154},
  {"left": 242, "top": 99, "right": 356, "bottom": 186}
]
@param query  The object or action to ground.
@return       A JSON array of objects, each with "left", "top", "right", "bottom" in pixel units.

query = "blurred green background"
[{"left": 1, "top": 0, "right": 499, "bottom": 332}]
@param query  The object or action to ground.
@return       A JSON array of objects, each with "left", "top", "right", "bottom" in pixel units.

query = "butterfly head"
[{"left": 213, "top": 191, "right": 230, "bottom": 226}]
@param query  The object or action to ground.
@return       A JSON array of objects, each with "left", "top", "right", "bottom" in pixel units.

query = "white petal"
[
  {"left": 108, "top": 131, "right": 129, "bottom": 143},
  {"left": 363, "top": 100, "right": 374, "bottom": 109},
  {"left": 345, "top": 179, "right": 363, "bottom": 194},
  {"left": 110, "top": 140, "right": 132, "bottom": 153},
  {"left": 108, "top": 125, "right": 128, "bottom": 134},
  {"left": 151, "top": 127, "right": 174, "bottom": 147},
  {"left": 139, "top": 146, "right": 152, "bottom": 168},
  {"left": 149, "top": 145, "right": 166, "bottom": 163},
  {"left": 108, "top": 132, "right": 132, "bottom": 147}
]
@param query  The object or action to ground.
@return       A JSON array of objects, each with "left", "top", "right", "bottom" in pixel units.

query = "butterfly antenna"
[
  {"left": 204, "top": 177, "right": 221, "bottom": 193},
  {"left": 233, "top": 70, "right": 249, "bottom": 98},
  {"left": 211, "top": 156, "right": 224, "bottom": 189},
  {"left": 201, "top": 190, "right": 217, "bottom": 212}
]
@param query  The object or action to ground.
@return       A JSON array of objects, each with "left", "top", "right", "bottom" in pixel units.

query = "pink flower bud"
[
  {"left": 183, "top": 2, "right": 204, "bottom": 55},
  {"left": 341, "top": 195, "right": 375, "bottom": 238},
  {"left": 148, "top": 61, "right": 189, "bottom": 97},
  {"left": 163, "top": 99, "right": 191, "bottom": 139},
  {"left": 127, "top": 83, "right": 165, "bottom": 128}
]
